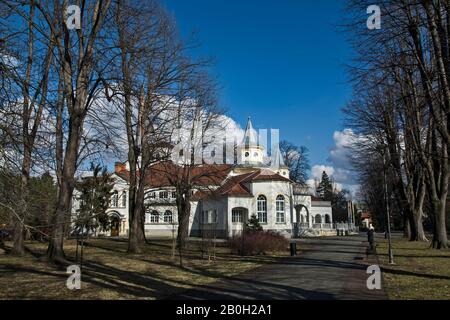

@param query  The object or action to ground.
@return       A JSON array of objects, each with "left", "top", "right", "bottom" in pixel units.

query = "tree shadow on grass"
[
  {"left": 380, "top": 266, "right": 450, "bottom": 281},
  {"left": 0, "top": 259, "right": 187, "bottom": 299},
  {"left": 378, "top": 253, "right": 450, "bottom": 259}
]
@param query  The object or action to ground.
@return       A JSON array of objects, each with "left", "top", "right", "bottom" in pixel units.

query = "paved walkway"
[{"left": 169, "top": 234, "right": 387, "bottom": 300}]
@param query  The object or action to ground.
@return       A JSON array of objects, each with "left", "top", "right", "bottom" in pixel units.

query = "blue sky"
[{"left": 162, "top": 0, "right": 355, "bottom": 185}]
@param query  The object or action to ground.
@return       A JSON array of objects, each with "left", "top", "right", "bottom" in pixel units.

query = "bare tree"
[
  {"left": 279, "top": 140, "right": 310, "bottom": 186},
  {"left": 39, "top": 0, "right": 114, "bottom": 261},
  {"left": 111, "top": 0, "right": 219, "bottom": 254},
  {"left": 344, "top": 0, "right": 449, "bottom": 247}
]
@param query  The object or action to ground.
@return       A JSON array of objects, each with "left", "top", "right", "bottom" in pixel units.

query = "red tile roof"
[
  {"left": 115, "top": 163, "right": 292, "bottom": 201},
  {"left": 361, "top": 212, "right": 372, "bottom": 219},
  {"left": 208, "top": 169, "right": 292, "bottom": 198},
  {"left": 115, "top": 162, "right": 233, "bottom": 189}
]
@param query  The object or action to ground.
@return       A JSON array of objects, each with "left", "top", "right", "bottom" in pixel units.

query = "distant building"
[{"left": 360, "top": 211, "right": 373, "bottom": 229}]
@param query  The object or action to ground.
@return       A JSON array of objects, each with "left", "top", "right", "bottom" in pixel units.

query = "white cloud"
[
  {"left": 309, "top": 129, "right": 362, "bottom": 197},
  {"left": 311, "top": 165, "right": 335, "bottom": 179}
]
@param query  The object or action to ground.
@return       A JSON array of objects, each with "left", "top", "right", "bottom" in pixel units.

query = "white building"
[{"left": 71, "top": 118, "right": 333, "bottom": 238}]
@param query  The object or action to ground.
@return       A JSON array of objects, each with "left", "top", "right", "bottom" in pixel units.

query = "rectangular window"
[
  {"left": 159, "top": 191, "right": 168, "bottom": 199},
  {"left": 203, "top": 210, "right": 217, "bottom": 224},
  {"left": 276, "top": 212, "right": 285, "bottom": 223},
  {"left": 171, "top": 191, "right": 177, "bottom": 199},
  {"left": 258, "top": 212, "right": 268, "bottom": 223},
  {"left": 148, "top": 192, "right": 156, "bottom": 199},
  {"left": 211, "top": 210, "right": 217, "bottom": 223},
  {"left": 232, "top": 210, "right": 243, "bottom": 223}
]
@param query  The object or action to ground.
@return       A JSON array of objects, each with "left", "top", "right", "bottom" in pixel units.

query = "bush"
[
  {"left": 229, "top": 230, "right": 289, "bottom": 256},
  {"left": 245, "top": 214, "right": 263, "bottom": 232}
]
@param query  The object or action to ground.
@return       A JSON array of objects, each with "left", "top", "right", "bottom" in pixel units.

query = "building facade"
[{"left": 71, "top": 118, "right": 333, "bottom": 238}]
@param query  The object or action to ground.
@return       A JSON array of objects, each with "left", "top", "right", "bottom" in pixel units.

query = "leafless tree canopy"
[
  {"left": 0, "top": 0, "right": 223, "bottom": 261},
  {"left": 344, "top": 0, "right": 450, "bottom": 248}
]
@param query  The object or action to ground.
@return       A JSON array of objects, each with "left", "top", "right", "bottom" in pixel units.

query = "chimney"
[{"left": 114, "top": 162, "right": 126, "bottom": 173}]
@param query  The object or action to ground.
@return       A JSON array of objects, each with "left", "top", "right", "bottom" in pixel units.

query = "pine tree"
[
  {"left": 28, "top": 172, "right": 57, "bottom": 240},
  {"left": 316, "top": 171, "right": 333, "bottom": 201},
  {"left": 245, "top": 214, "right": 263, "bottom": 232},
  {"left": 74, "top": 163, "right": 114, "bottom": 235}
]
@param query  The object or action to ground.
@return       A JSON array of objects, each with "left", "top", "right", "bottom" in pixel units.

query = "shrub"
[
  {"left": 229, "top": 230, "right": 289, "bottom": 256},
  {"left": 245, "top": 214, "right": 263, "bottom": 232}
]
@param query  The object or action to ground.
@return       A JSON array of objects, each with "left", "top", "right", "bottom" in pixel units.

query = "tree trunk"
[
  {"left": 431, "top": 200, "right": 449, "bottom": 249},
  {"left": 11, "top": 219, "right": 25, "bottom": 255},
  {"left": 416, "top": 213, "right": 427, "bottom": 241},
  {"left": 127, "top": 188, "right": 145, "bottom": 254},
  {"left": 11, "top": 151, "right": 31, "bottom": 256},
  {"left": 410, "top": 208, "right": 427, "bottom": 241},
  {"left": 403, "top": 214, "right": 411, "bottom": 239},
  {"left": 177, "top": 196, "right": 191, "bottom": 250},
  {"left": 47, "top": 117, "right": 82, "bottom": 261}
]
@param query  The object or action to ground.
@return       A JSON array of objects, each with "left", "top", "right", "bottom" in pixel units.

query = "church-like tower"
[
  {"left": 271, "top": 145, "right": 290, "bottom": 178},
  {"left": 238, "top": 117, "right": 264, "bottom": 166}
]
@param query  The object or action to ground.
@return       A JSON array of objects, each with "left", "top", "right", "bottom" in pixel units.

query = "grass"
[
  {"left": 0, "top": 238, "right": 282, "bottom": 300},
  {"left": 377, "top": 237, "right": 450, "bottom": 300}
]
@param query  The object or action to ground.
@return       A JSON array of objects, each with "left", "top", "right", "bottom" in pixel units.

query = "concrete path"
[{"left": 169, "top": 234, "right": 387, "bottom": 300}]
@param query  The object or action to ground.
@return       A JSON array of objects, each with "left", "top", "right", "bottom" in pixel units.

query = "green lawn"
[
  {"left": 377, "top": 238, "right": 450, "bottom": 300},
  {"left": 0, "top": 238, "right": 280, "bottom": 300}
]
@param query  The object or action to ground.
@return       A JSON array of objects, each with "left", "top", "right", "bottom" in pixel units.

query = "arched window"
[
  {"left": 149, "top": 210, "right": 159, "bottom": 224},
  {"left": 164, "top": 211, "right": 173, "bottom": 223},
  {"left": 315, "top": 214, "right": 322, "bottom": 224},
  {"left": 111, "top": 191, "right": 119, "bottom": 207},
  {"left": 276, "top": 195, "right": 285, "bottom": 223},
  {"left": 121, "top": 191, "right": 127, "bottom": 207},
  {"left": 257, "top": 195, "right": 267, "bottom": 223},
  {"left": 325, "top": 215, "right": 331, "bottom": 224}
]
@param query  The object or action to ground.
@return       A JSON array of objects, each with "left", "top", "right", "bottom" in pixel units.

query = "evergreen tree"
[
  {"left": 316, "top": 171, "right": 333, "bottom": 201},
  {"left": 28, "top": 172, "right": 57, "bottom": 240},
  {"left": 332, "top": 189, "right": 351, "bottom": 222},
  {"left": 245, "top": 214, "right": 263, "bottom": 232},
  {"left": 74, "top": 163, "right": 114, "bottom": 235}
]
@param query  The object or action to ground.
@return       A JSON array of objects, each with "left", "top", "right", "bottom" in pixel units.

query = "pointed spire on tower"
[
  {"left": 242, "top": 117, "right": 258, "bottom": 148},
  {"left": 271, "top": 145, "right": 287, "bottom": 169}
]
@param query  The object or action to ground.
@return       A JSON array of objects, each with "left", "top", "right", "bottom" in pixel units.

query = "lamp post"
[{"left": 382, "top": 148, "right": 395, "bottom": 265}]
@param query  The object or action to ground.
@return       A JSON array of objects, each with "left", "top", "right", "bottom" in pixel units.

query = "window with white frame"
[
  {"left": 257, "top": 195, "right": 267, "bottom": 223},
  {"left": 171, "top": 191, "right": 177, "bottom": 199},
  {"left": 203, "top": 210, "right": 217, "bottom": 224},
  {"left": 149, "top": 211, "right": 159, "bottom": 223},
  {"left": 276, "top": 195, "right": 285, "bottom": 223},
  {"left": 232, "top": 209, "right": 244, "bottom": 223},
  {"left": 148, "top": 191, "right": 156, "bottom": 199},
  {"left": 121, "top": 191, "right": 127, "bottom": 207},
  {"left": 111, "top": 191, "right": 119, "bottom": 207},
  {"left": 159, "top": 191, "right": 168, "bottom": 199},
  {"left": 164, "top": 210, "right": 173, "bottom": 223}
]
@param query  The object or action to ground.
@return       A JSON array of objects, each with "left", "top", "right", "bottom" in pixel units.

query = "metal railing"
[{"left": 299, "top": 223, "right": 359, "bottom": 231}]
